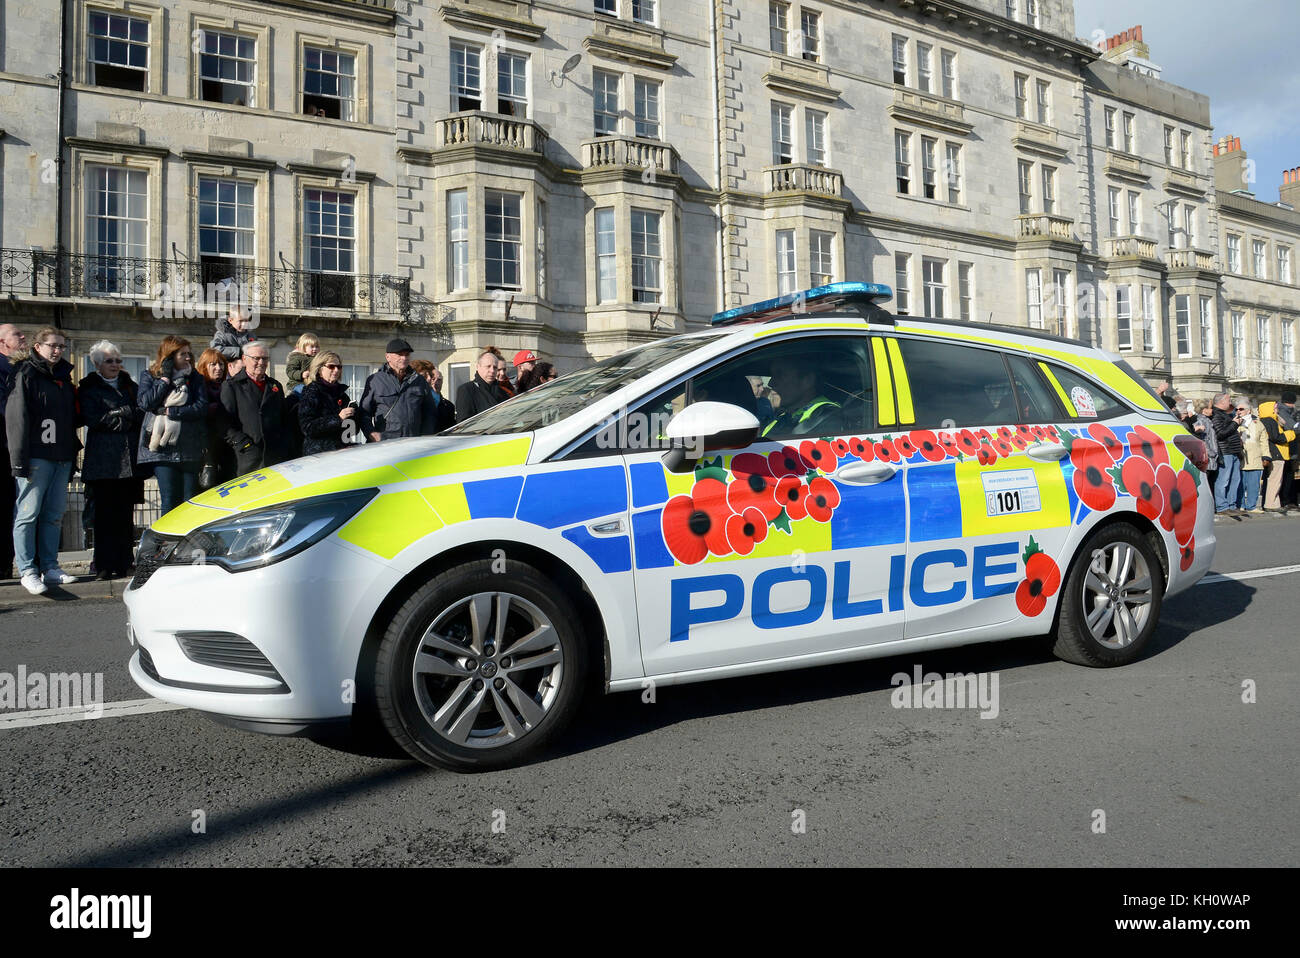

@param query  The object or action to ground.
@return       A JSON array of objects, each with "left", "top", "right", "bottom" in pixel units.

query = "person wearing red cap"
[{"left": 512, "top": 349, "right": 538, "bottom": 392}]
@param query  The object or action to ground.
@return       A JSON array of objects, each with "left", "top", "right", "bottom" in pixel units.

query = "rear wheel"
[
  {"left": 1053, "top": 523, "right": 1164, "bottom": 667},
  {"left": 374, "top": 560, "right": 588, "bottom": 771}
]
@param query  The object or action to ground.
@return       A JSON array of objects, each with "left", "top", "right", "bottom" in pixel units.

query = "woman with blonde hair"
[
  {"left": 298, "top": 350, "right": 360, "bottom": 454},
  {"left": 136, "top": 335, "right": 206, "bottom": 514}
]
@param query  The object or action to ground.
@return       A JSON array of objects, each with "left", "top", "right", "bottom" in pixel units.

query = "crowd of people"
[{"left": 0, "top": 310, "right": 554, "bottom": 596}]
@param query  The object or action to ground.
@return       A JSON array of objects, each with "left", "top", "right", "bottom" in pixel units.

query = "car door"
[
  {"left": 885, "top": 335, "right": 1075, "bottom": 641},
  {"left": 594, "top": 332, "right": 910, "bottom": 677}
]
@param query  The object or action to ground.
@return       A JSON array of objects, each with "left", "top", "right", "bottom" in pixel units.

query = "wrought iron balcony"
[
  {"left": 1224, "top": 356, "right": 1300, "bottom": 384},
  {"left": 763, "top": 163, "right": 842, "bottom": 197},
  {"left": 0, "top": 249, "right": 410, "bottom": 316}
]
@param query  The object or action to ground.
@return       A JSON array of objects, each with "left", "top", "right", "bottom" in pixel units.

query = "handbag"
[{"left": 198, "top": 462, "right": 220, "bottom": 490}]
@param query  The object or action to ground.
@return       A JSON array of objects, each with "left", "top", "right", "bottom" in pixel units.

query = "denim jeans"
[
  {"left": 154, "top": 464, "right": 199, "bottom": 516},
  {"left": 1214, "top": 454, "right": 1242, "bottom": 512},
  {"left": 13, "top": 458, "right": 73, "bottom": 576},
  {"left": 1239, "top": 469, "right": 1263, "bottom": 510}
]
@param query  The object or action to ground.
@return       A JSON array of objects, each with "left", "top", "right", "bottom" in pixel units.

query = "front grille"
[
  {"left": 175, "top": 632, "right": 286, "bottom": 684},
  {"left": 129, "top": 536, "right": 176, "bottom": 590},
  {"left": 137, "top": 645, "right": 161, "bottom": 682}
]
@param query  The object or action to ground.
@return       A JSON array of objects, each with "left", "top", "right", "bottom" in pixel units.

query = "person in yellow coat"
[{"left": 1258, "top": 396, "right": 1296, "bottom": 512}]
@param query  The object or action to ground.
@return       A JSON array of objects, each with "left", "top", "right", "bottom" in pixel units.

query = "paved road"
[{"left": 1, "top": 517, "right": 1297, "bottom": 866}]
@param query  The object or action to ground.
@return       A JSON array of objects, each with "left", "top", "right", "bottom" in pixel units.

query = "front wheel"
[
  {"left": 1052, "top": 523, "right": 1165, "bottom": 667},
  {"left": 374, "top": 560, "right": 589, "bottom": 771}
]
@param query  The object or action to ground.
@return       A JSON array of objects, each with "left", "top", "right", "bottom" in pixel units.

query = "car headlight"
[{"left": 164, "top": 488, "right": 378, "bottom": 572}]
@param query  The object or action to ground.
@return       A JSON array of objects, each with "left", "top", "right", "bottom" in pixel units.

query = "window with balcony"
[
  {"left": 895, "top": 130, "right": 911, "bottom": 195},
  {"left": 1257, "top": 313, "right": 1272, "bottom": 359},
  {"left": 1127, "top": 191, "right": 1140, "bottom": 234},
  {"left": 447, "top": 189, "right": 468, "bottom": 292},
  {"left": 89, "top": 12, "right": 149, "bottom": 91},
  {"left": 1174, "top": 294, "right": 1191, "bottom": 356},
  {"left": 895, "top": 252, "right": 911, "bottom": 315},
  {"left": 1163, "top": 125, "right": 1174, "bottom": 165},
  {"left": 958, "top": 262, "right": 973, "bottom": 320},
  {"left": 631, "top": 209, "right": 662, "bottom": 303},
  {"left": 1278, "top": 246, "right": 1293, "bottom": 284},
  {"left": 1017, "top": 159, "right": 1032, "bottom": 214},
  {"left": 631, "top": 0, "right": 656, "bottom": 25},
  {"left": 86, "top": 165, "right": 148, "bottom": 293},
  {"left": 1199, "top": 296, "right": 1213, "bottom": 357},
  {"left": 891, "top": 35, "right": 907, "bottom": 85},
  {"left": 775, "top": 229, "right": 797, "bottom": 294},
  {"left": 593, "top": 69, "right": 619, "bottom": 135},
  {"left": 1181, "top": 130, "right": 1192, "bottom": 170},
  {"left": 1108, "top": 187, "right": 1120, "bottom": 236},
  {"left": 497, "top": 52, "right": 528, "bottom": 117},
  {"left": 304, "top": 47, "right": 356, "bottom": 120},
  {"left": 1013, "top": 73, "right": 1027, "bottom": 119},
  {"left": 921, "top": 136, "right": 937, "bottom": 199},
  {"left": 1183, "top": 204, "right": 1195, "bottom": 247},
  {"left": 1041, "top": 165, "right": 1056, "bottom": 215},
  {"left": 770, "top": 2, "right": 790, "bottom": 55},
  {"left": 1227, "top": 234, "right": 1241, "bottom": 273},
  {"left": 800, "top": 10, "right": 820, "bottom": 62},
  {"left": 595, "top": 207, "right": 616, "bottom": 303},
  {"left": 916, "top": 43, "right": 932, "bottom": 94},
  {"left": 1025, "top": 269, "right": 1042, "bottom": 328},
  {"left": 449, "top": 42, "right": 481, "bottom": 112},
  {"left": 1116, "top": 285, "right": 1132, "bottom": 350},
  {"left": 1284, "top": 317, "right": 1295, "bottom": 364},
  {"left": 199, "top": 31, "right": 255, "bottom": 106},
  {"left": 945, "top": 142, "right": 962, "bottom": 204},
  {"left": 197, "top": 176, "right": 254, "bottom": 286},
  {"left": 1231, "top": 311, "right": 1244, "bottom": 358},
  {"left": 1052, "top": 269, "right": 1069, "bottom": 336},
  {"left": 1253, "top": 239, "right": 1267, "bottom": 278},
  {"left": 634, "top": 77, "right": 661, "bottom": 139},
  {"left": 1141, "top": 285, "right": 1156, "bottom": 351},
  {"left": 1105, "top": 107, "right": 1117, "bottom": 149},
  {"left": 923, "top": 257, "right": 946, "bottom": 317},
  {"left": 772, "top": 102, "right": 794, "bottom": 164},
  {"left": 940, "top": 50, "right": 957, "bottom": 99},
  {"left": 1035, "top": 79, "right": 1050, "bottom": 126},
  {"left": 485, "top": 191, "right": 522, "bottom": 291},
  {"left": 810, "top": 230, "right": 833, "bottom": 286},
  {"left": 805, "top": 109, "right": 827, "bottom": 166},
  {"left": 303, "top": 188, "right": 356, "bottom": 306},
  {"left": 1122, "top": 111, "right": 1135, "bottom": 153}
]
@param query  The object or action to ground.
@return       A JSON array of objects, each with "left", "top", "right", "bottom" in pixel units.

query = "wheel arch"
[{"left": 1048, "top": 509, "right": 1168, "bottom": 635}]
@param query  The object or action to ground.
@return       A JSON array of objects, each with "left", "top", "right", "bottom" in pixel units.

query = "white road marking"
[
  {"left": 1199, "top": 564, "right": 1300, "bottom": 585},
  {"left": 0, "top": 698, "right": 185, "bottom": 730}
]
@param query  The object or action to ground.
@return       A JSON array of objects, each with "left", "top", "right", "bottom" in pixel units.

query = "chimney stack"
[
  {"left": 1214, "top": 135, "right": 1253, "bottom": 196},
  {"left": 1282, "top": 167, "right": 1300, "bottom": 208}
]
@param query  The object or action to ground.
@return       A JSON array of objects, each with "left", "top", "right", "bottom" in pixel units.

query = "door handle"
[
  {"left": 833, "top": 460, "right": 897, "bottom": 484},
  {"left": 1026, "top": 443, "right": 1069, "bottom": 462}
]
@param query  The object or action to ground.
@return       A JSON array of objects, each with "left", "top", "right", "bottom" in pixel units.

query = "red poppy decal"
[
  {"left": 661, "top": 478, "right": 731, "bottom": 564},
  {"left": 910, "top": 430, "right": 946, "bottom": 462},
  {"left": 727, "top": 474, "right": 781, "bottom": 522},
  {"left": 1166, "top": 468, "right": 1198, "bottom": 546},
  {"left": 775, "top": 476, "right": 810, "bottom": 520},
  {"left": 768, "top": 446, "right": 811, "bottom": 479},
  {"left": 831, "top": 438, "right": 850, "bottom": 459},
  {"left": 1070, "top": 437, "right": 1117, "bottom": 512},
  {"left": 1129, "top": 424, "right": 1169, "bottom": 466},
  {"left": 799, "top": 439, "right": 837, "bottom": 474},
  {"left": 1087, "top": 423, "right": 1123, "bottom": 460},
  {"left": 937, "top": 431, "right": 958, "bottom": 457},
  {"left": 804, "top": 476, "right": 841, "bottom": 523},
  {"left": 1119, "top": 455, "right": 1164, "bottom": 522},
  {"left": 997, "top": 426, "right": 1014, "bottom": 444},
  {"left": 874, "top": 439, "right": 901, "bottom": 463},
  {"left": 1016, "top": 537, "right": 1060, "bottom": 617},
  {"left": 977, "top": 445, "right": 998, "bottom": 466},
  {"left": 1179, "top": 537, "right": 1195, "bottom": 572},
  {"left": 893, "top": 434, "right": 917, "bottom": 459},
  {"left": 993, "top": 438, "right": 1014, "bottom": 458},
  {"left": 725, "top": 507, "right": 770, "bottom": 556},
  {"left": 848, "top": 436, "right": 874, "bottom": 461},
  {"left": 956, "top": 430, "right": 981, "bottom": 457}
]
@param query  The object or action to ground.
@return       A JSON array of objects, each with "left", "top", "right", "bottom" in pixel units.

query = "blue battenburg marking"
[
  {"left": 216, "top": 473, "right": 268, "bottom": 498},
  {"left": 463, "top": 475, "right": 524, "bottom": 519},
  {"left": 829, "top": 476, "right": 906, "bottom": 548},
  {"left": 561, "top": 526, "right": 631, "bottom": 574},
  {"left": 906, "top": 461, "right": 962, "bottom": 542},
  {"left": 1062, "top": 460, "right": 1083, "bottom": 520},
  {"left": 630, "top": 462, "right": 670, "bottom": 508},
  {"left": 632, "top": 509, "right": 675, "bottom": 569},
  {"left": 516, "top": 465, "right": 627, "bottom": 528}
]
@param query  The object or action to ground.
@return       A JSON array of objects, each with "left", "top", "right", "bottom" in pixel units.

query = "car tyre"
[
  {"left": 1052, "top": 522, "right": 1165, "bottom": 667},
  {"left": 375, "top": 559, "right": 589, "bottom": 771}
]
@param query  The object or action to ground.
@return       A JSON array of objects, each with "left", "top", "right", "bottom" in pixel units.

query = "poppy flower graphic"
[
  {"left": 725, "top": 507, "right": 770, "bottom": 556},
  {"left": 1129, "top": 424, "right": 1169, "bottom": 466},
  {"left": 1070, "top": 437, "right": 1117, "bottom": 512},
  {"left": 848, "top": 436, "right": 875, "bottom": 461},
  {"left": 1088, "top": 423, "right": 1124, "bottom": 461},
  {"left": 1154, "top": 464, "right": 1198, "bottom": 546},
  {"left": 1179, "top": 537, "right": 1195, "bottom": 572},
  {"left": 993, "top": 438, "right": 1014, "bottom": 458},
  {"left": 997, "top": 426, "right": 1015, "bottom": 444},
  {"left": 956, "top": 430, "right": 981, "bottom": 457},
  {"left": 976, "top": 428, "right": 995, "bottom": 445},
  {"left": 768, "top": 445, "right": 811, "bottom": 478},
  {"left": 1008, "top": 430, "right": 1031, "bottom": 451},
  {"left": 893, "top": 434, "right": 918, "bottom": 459},
  {"left": 726, "top": 475, "right": 781, "bottom": 522},
  {"left": 775, "top": 476, "right": 810, "bottom": 520},
  {"left": 977, "top": 445, "right": 998, "bottom": 466},
  {"left": 1015, "top": 424, "right": 1035, "bottom": 442},
  {"left": 799, "top": 438, "right": 837, "bottom": 474},
  {"left": 661, "top": 478, "right": 732, "bottom": 564},
  {"left": 1119, "top": 455, "right": 1164, "bottom": 522},
  {"left": 1030, "top": 425, "right": 1047, "bottom": 441},
  {"left": 1016, "top": 537, "right": 1060, "bottom": 617},
  {"left": 874, "top": 439, "right": 901, "bottom": 463},
  {"left": 910, "top": 430, "right": 946, "bottom": 462},
  {"left": 832, "top": 438, "right": 851, "bottom": 459},
  {"left": 937, "top": 431, "right": 959, "bottom": 457},
  {"left": 804, "top": 476, "right": 841, "bottom": 523}
]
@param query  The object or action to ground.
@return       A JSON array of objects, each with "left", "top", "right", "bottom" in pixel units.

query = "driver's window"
[{"left": 569, "top": 335, "right": 874, "bottom": 457}]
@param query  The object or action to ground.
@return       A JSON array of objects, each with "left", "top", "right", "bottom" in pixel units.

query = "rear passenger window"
[
  {"left": 893, "top": 337, "right": 1016, "bottom": 428},
  {"left": 1006, "top": 355, "right": 1062, "bottom": 422},
  {"left": 1040, "top": 362, "right": 1124, "bottom": 420}
]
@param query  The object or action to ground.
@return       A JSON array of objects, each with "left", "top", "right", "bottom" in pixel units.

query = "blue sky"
[{"left": 1075, "top": 0, "right": 1300, "bottom": 203}]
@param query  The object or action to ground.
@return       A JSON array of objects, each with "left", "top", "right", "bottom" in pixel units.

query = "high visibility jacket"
[
  {"left": 760, "top": 397, "right": 839, "bottom": 438},
  {"left": 1259, "top": 401, "right": 1295, "bottom": 460}
]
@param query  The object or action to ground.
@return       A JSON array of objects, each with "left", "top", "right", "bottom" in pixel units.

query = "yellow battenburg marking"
[
  {"left": 188, "top": 469, "right": 292, "bottom": 511},
  {"left": 338, "top": 489, "right": 444, "bottom": 559},
  {"left": 754, "top": 321, "right": 868, "bottom": 338},
  {"left": 956, "top": 456, "right": 1072, "bottom": 537},
  {"left": 400, "top": 436, "right": 531, "bottom": 480},
  {"left": 1039, "top": 363, "right": 1078, "bottom": 416},
  {"left": 664, "top": 469, "right": 696, "bottom": 498},
  {"left": 886, "top": 337, "right": 915, "bottom": 424},
  {"left": 711, "top": 513, "right": 832, "bottom": 563},
  {"left": 151, "top": 500, "right": 233, "bottom": 536},
  {"left": 872, "top": 338, "right": 896, "bottom": 425},
  {"left": 242, "top": 466, "right": 410, "bottom": 510},
  {"left": 420, "top": 483, "right": 471, "bottom": 525},
  {"left": 1146, "top": 422, "right": 1189, "bottom": 470}
]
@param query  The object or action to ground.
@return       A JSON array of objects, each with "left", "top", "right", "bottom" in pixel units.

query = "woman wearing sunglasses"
[{"left": 298, "top": 351, "right": 361, "bottom": 454}]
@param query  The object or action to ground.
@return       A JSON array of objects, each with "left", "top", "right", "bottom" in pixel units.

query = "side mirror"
[{"left": 661, "top": 401, "right": 761, "bottom": 473}]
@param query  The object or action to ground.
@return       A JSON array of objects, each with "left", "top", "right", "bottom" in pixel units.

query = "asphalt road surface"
[{"left": 1, "top": 517, "right": 1297, "bottom": 867}]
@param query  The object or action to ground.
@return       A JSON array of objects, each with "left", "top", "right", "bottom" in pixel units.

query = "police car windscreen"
[{"left": 446, "top": 332, "right": 732, "bottom": 435}]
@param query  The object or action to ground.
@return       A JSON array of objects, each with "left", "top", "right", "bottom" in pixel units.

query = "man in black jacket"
[
  {"left": 359, "top": 338, "right": 439, "bottom": 441},
  {"left": 455, "top": 350, "right": 506, "bottom": 423},
  {"left": 220, "top": 342, "right": 289, "bottom": 475},
  {"left": 1211, "top": 391, "right": 1245, "bottom": 516}
]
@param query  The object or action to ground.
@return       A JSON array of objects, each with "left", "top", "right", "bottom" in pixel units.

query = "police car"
[{"left": 124, "top": 282, "right": 1215, "bottom": 771}]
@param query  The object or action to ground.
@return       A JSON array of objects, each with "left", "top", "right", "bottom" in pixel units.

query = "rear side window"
[
  {"left": 1040, "top": 362, "right": 1124, "bottom": 420},
  {"left": 1005, "top": 354, "right": 1061, "bottom": 422},
  {"left": 893, "top": 337, "right": 1017, "bottom": 428}
]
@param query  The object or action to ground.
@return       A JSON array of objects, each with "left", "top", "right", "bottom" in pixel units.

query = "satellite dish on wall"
[{"left": 551, "top": 53, "right": 583, "bottom": 87}]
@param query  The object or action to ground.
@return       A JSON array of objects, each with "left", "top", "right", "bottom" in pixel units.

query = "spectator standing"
[
  {"left": 196, "top": 347, "right": 236, "bottom": 490},
  {"left": 79, "top": 341, "right": 145, "bottom": 579},
  {"left": 455, "top": 350, "right": 506, "bottom": 423},
  {"left": 210, "top": 304, "right": 257, "bottom": 372},
  {"left": 512, "top": 350, "right": 538, "bottom": 392},
  {"left": 6, "top": 327, "right": 80, "bottom": 594},
  {"left": 517, "top": 361, "right": 557, "bottom": 393},
  {"left": 1279, "top": 391, "right": 1300, "bottom": 511},
  {"left": 1259, "top": 397, "right": 1296, "bottom": 513},
  {"left": 221, "top": 342, "right": 289, "bottom": 475},
  {"left": 137, "top": 336, "right": 207, "bottom": 516},
  {"left": 285, "top": 333, "right": 320, "bottom": 394},
  {"left": 359, "top": 339, "right": 438, "bottom": 441},
  {"left": 1194, "top": 399, "right": 1219, "bottom": 491},
  {"left": 298, "top": 351, "right": 357, "bottom": 454},
  {"left": 1211, "top": 392, "right": 1244, "bottom": 516},
  {"left": 1236, "top": 401, "right": 1270, "bottom": 514},
  {"left": 410, "top": 360, "right": 456, "bottom": 433},
  {"left": 0, "top": 323, "right": 28, "bottom": 578}
]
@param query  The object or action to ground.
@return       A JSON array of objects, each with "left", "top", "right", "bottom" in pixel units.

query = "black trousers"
[
  {"left": 0, "top": 443, "right": 15, "bottom": 576},
  {"left": 87, "top": 478, "right": 137, "bottom": 575}
]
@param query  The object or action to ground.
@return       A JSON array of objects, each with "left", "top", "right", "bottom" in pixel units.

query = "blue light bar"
[{"left": 710, "top": 281, "right": 894, "bottom": 326}]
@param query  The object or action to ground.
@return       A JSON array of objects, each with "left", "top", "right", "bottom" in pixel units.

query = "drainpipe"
[
  {"left": 709, "top": 0, "right": 727, "bottom": 316},
  {"left": 53, "top": 0, "right": 69, "bottom": 319}
]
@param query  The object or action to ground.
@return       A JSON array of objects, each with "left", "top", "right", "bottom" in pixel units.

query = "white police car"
[{"left": 124, "top": 283, "right": 1215, "bottom": 770}]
